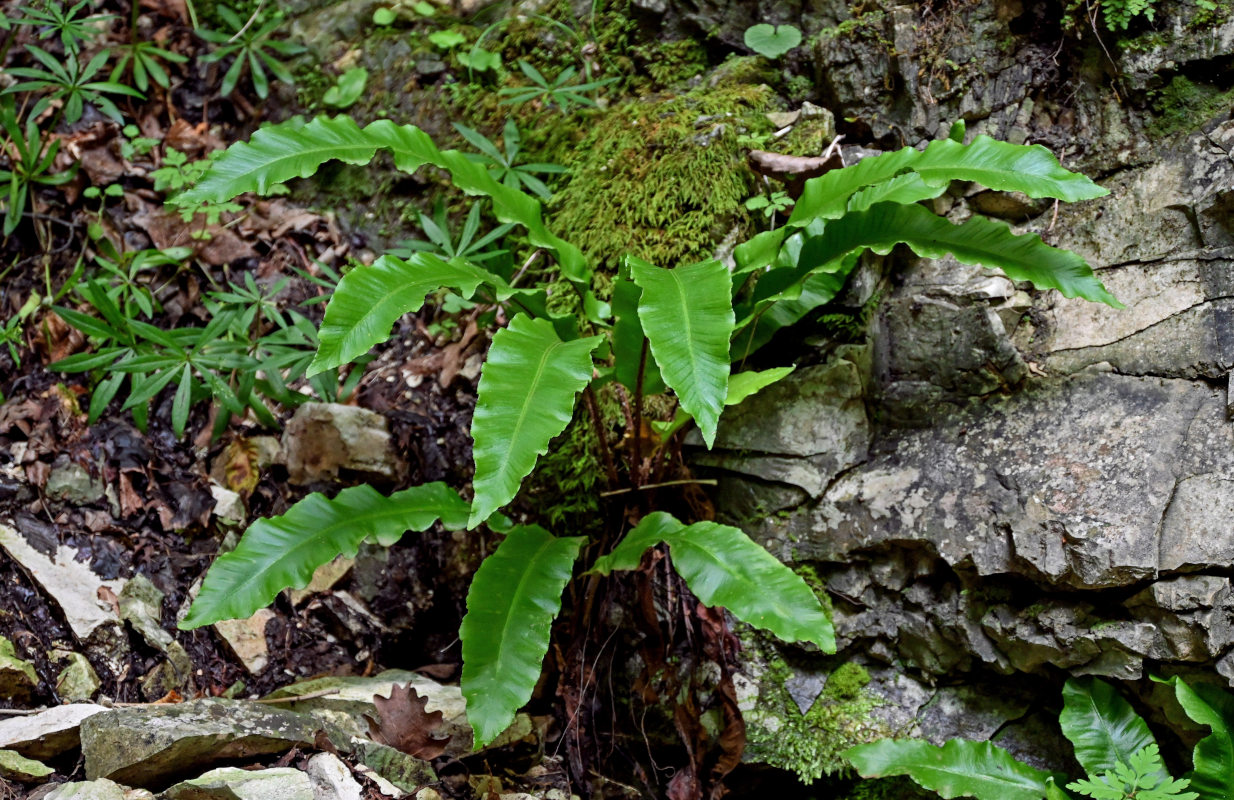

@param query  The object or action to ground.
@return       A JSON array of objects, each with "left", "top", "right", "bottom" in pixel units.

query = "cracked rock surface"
[{"left": 697, "top": 9, "right": 1234, "bottom": 756}]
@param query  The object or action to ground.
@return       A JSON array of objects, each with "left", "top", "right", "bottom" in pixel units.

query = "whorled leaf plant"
[{"left": 174, "top": 114, "right": 1116, "bottom": 748}]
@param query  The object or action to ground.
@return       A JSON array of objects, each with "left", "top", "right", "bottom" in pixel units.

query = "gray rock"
[
  {"left": 282, "top": 403, "right": 402, "bottom": 485},
  {"left": 696, "top": 351, "right": 870, "bottom": 500},
  {"left": 80, "top": 699, "right": 321, "bottom": 788},
  {"left": 45, "top": 462, "right": 106, "bottom": 505},
  {"left": 162, "top": 767, "right": 313, "bottom": 800},
  {"left": 118, "top": 575, "right": 193, "bottom": 689},
  {"left": 55, "top": 652, "right": 101, "bottom": 702},
  {"left": 306, "top": 753, "right": 364, "bottom": 800},
  {"left": 0, "top": 636, "right": 38, "bottom": 701},
  {"left": 0, "top": 704, "right": 107, "bottom": 760}
]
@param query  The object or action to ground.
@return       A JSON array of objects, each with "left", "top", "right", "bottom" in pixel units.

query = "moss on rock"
[
  {"left": 550, "top": 83, "right": 773, "bottom": 272},
  {"left": 745, "top": 653, "right": 890, "bottom": 784}
]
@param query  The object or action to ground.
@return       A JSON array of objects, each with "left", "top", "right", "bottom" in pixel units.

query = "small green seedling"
[
  {"left": 323, "top": 67, "right": 368, "bottom": 109},
  {"left": 744, "top": 23, "right": 803, "bottom": 58}
]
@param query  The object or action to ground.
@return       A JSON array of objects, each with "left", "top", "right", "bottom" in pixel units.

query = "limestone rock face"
[{"left": 706, "top": 103, "right": 1234, "bottom": 763}]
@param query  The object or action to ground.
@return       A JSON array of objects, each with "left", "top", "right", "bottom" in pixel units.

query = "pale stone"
[
  {"left": 306, "top": 753, "right": 364, "bottom": 800},
  {"left": 0, "top": 523, "right": 125, "bottom": 640},
  {"left": 0, "top": 636, "right": 37, "bottom": 700},
  {"left": 213, "top": 609, "right": 275, "bottom": 674},
  {"left": 288, "top": 556, "right": 354, "bottom": 606},
  {"left": 0, "top": 704, "right": 107, "bottom": 760}
]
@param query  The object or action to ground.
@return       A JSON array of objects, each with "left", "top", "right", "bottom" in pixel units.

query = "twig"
[
  {"left": 251, "top": 688, "right": 340, "bottom": 704},
  {"left": 583, "top": 385, "right": 619, "bottom": 487},
  {"left": 508, "top": 248, "right": 542, "bottom": 289},
  {"left": 599, "top": 478, "right": 718, "bottom": 498},
  {"left": 0, "top": 708, "right": 40, "bottom": 716},
  {"left": 107, "top": 688, "right": 341, "bottom": 708}
]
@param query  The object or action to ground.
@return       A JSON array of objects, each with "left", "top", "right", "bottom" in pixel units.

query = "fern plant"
[
  {"left": 170, "top": 114, "right": 1116, "bottom": 748},
  {"left": 845, "top": 675, "right": 1234, "bottom": 800}
]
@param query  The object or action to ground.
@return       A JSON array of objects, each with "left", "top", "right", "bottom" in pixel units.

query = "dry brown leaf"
[
  {"left": 746, "top": 149, "right": 844, "bottom": 199},
  {"left": 364, "top": 683, "right": 452, "bottom": 759},
  {"left": 210, "top": 438, "right": 261, "bottom": 496},
  {"left": 164, "top": 118, "right": 224, "bottom": 157}
]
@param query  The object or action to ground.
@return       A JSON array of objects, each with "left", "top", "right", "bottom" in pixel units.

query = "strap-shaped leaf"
[
  {"left": 629, "top": 258, "right": 734, "bottom": 448},
  {"left": 468, "top": 315, "right": 603, "bottom": 527},
  {"left": 786, "top": 202, "right": 1120, "bottom": 306},
  {"left": 789, "top": 134, "right": 1108, "bottom": 225},
  {"left": 592, "top": 511, "right": 834, "bottom": 649},
  {"left": 309, "top": 253, "right": 498, "bottom": 374},
  {"left": 845, "top": 739, "right": 1055, "bottom": 800},
  {"left": 177, "top": 115, "right": 588, "bottom": 282},
  {"left": 1156, "top": 676, "right": 1234, "bottom": 800},
  {"left": 460, "top": 525, "right": 583, "bottom": 747},
  {"left": 180, "top": 483, "right": 470, "bottom": 629},
  {"left": 610, "top": 274, "right": 665, "bottom": 395},
  {"left": 1060, "top": 676, "right": 1160, "bottom": 777}
]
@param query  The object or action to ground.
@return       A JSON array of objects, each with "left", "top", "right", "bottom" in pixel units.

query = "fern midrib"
[
  {"left": 667, "top": 269, "right": 700, "bottom": 405},
  {"left": 487, "top": 334, "right": 561, "bottom": 496},
  {"left": 490, "top": 534, "right": 562, "bottom": 699}
]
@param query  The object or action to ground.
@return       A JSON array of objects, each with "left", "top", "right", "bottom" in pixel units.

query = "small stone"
[
  {"left": 118, "top": 575, "right": 193, "bottom": 686},
  {"left": 209, "top": 483, "right": 246, "bottom": 527},
  {"left": 0, "top": 749, "right": 53, "bottom": 782},
  {"left": 306, "top": 752, "right": 364, "bottom": 800},
  {"left": 139, "top": 660, "right": 180, "bottom": 701},
  {"left": 80, "top": 699, "right": 321, "bottom": 787},
  {"left": 354, "top": 742, "right": 436, "bottom": 794},
  {"left": 0, "top": 636, "right": 38, "bottom": 701},
  {"left": 765, "top": 110, "right": 800, "bottom": 128},
  {"left": 55, "top": 652, "right": 101, "bottom": 702},
  {"left": 45, "top": 462, "right": 106, "bottom": 505},
  {"left": 0, "top": 704, "right": 108, "bottom": 759},
  {"left": 356, "top": 764, "right": 406, "bottom": 798},
  {"left": 42, "top": 778, "right": 153, "bottom": 800},
  {"left": 163, "top": 767, "right": 313, "bottom": 800},
  {"left": 282, "top": 403, "right": 402, "bottom": 485},
  {"left": 213, "top": 609, "right": 275, "bottom": 674}
]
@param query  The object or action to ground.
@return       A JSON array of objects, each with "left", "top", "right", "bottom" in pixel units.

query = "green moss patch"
[{"left": 551, "top": 84, "right": 774, "bottom": 272}]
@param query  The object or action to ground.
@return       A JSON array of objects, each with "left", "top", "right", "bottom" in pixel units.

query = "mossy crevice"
[{"left": 744, "top": 638, "right": 890, "bottom": 785}]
